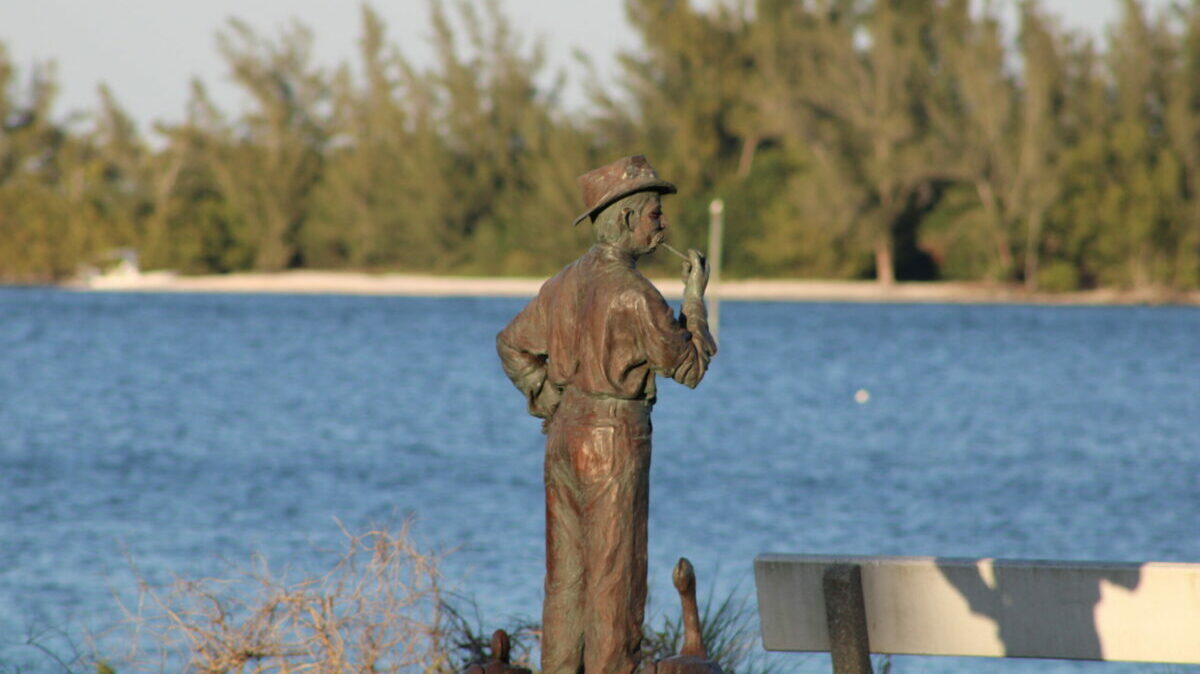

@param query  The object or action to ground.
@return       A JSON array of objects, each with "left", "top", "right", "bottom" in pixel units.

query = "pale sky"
[{"left": 0, "top": 0, "right": 1175, "bottom": 135}]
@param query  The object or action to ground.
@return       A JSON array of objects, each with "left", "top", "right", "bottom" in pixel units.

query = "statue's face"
[{"left": 630, "top": 194, "right": 667, "bottom": 256}]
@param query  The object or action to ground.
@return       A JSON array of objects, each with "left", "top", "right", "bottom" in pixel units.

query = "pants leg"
[
  {"left": 542, "top": 418, "right": 586, "bottom": 674},
  {"left": 541, "top": 399, "right": 652, "bottom": 674},
  {"left": 581, "top": 423, "right": 651, "bottom": 674}
]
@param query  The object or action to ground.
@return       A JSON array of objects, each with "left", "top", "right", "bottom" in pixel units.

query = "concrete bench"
[{"left": 754, "top": 554, "right": 1200, "bottom": 673}]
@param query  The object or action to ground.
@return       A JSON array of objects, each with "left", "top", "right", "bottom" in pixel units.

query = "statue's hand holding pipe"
[
  {"left": 665, "top": 243, "right": 715, "bottom": 353},
  {"left": 664, "top": 243, "right": 710, "bottom": 299}
]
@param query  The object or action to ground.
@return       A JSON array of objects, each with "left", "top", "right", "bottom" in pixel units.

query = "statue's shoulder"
[
  {"left": 526, "top": 256, "right": 590, "bottom": 310},
  {"left": 610, "top": 268, "right": 667, "bottom": 312},
  {"left": 537, "top": 257, "right": 580, "bottom": 292},
  {"left": 555, "top": 247, "right": 663, "bottom": 308}
]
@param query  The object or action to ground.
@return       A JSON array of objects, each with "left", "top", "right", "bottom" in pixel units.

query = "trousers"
[{"left": 541, "top": 388, "right": 652, "bottom": 674}]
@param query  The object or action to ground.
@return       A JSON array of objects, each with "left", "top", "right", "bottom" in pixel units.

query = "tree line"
[{"left": 2, "top": 0, "right": 1199, "bottom": 290}]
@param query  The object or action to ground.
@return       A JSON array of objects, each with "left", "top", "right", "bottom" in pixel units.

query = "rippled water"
[{"left": 1, "top": 289, "right": 1197, "bottom": 672}]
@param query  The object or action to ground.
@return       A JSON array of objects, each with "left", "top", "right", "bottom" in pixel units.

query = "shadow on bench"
[{"left": 754, "top": 554, "right": 1200, "bottom": 673}]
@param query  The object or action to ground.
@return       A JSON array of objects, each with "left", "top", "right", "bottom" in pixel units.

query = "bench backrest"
[{"left": 754, "top": 554, "right": 1200, "bottom": 664}]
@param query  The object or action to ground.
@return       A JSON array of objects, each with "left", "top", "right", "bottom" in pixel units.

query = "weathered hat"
[{"left": 571, "top": 155, "right": 677, "bottom": 226}]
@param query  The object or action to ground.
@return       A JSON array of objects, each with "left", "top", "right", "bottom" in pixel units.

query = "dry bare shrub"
[{"left": 112, "top": 519, "right": 468, "bottom": 673}]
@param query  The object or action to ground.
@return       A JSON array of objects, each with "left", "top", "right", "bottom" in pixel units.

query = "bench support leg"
[{"left": 823, "top": 563, "right": 873, "bottom": 674}]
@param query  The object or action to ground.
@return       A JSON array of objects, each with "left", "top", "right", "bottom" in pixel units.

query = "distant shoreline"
[{"left": 54, "top": 270, "right": 1200, "bottom": 306}]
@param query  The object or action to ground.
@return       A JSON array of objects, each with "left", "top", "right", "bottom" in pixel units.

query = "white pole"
[{"left": 707, "top": 198, "right": 724, "bottom": 342}]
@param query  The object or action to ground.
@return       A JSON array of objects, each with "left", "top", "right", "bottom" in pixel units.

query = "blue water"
[{"left": 1, "top": 288, "right": 1198, "bottom": 672}]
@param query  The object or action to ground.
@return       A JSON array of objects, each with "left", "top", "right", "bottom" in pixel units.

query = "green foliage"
[
  {"left": 917, "top": 185, "right": 996, "bottom": 281},
  {"left": 1, "top": 0, "right": 1199, "bottom": 290},
  {"left": 1036, "top": 260, "right": 1082, "bottom": 292}
]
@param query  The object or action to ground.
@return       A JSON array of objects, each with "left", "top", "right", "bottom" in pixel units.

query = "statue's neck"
[{"left": 594, "top": 241, "right": 640, "bottom": 268}]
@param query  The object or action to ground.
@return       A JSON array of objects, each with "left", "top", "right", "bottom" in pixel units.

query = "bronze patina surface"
[
  {"left": 497, "top": 155, "right": 716, "bottom": 674},
  {"left": 464, "top": 630, "right": 533, "bottom": 674},
  {"left": 654, "top": 558, "right": 725, "bottom": 674}
]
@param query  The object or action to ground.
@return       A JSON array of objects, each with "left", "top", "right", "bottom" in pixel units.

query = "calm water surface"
[{"left": 1, "top": 289, "right": 1197, "bottom": 672}]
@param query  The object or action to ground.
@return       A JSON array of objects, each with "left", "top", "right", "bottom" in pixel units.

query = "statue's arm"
[
  {"left": 679, "top": 295, "right": 716, "bottom": 358},
  {"left": 671, "top": 294, "right": 717, "bottom": 388},
  {"left": 635, "top": 288, "right": 716, "bottom": 389},
  {"left": 496, "top": 295, "right": 560, "bottom": 420},
  {"left": 678, "top": 247, "right": 717, "bottom": 373}
]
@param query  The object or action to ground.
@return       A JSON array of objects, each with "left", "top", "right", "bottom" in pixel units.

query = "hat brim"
[{"left": 572, "top": 181, "right": 677, "bottom": 226}]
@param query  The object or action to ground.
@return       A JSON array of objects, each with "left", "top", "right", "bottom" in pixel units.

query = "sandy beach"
[{"left": 62, "top": 269, "right": 1200, "bottom": 305}]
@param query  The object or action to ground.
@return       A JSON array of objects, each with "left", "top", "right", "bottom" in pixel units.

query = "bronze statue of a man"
[{"left": 497, "top": 155, "right": 717, "bottom": 674}]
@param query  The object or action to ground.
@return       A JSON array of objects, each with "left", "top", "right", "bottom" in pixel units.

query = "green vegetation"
[
  {"left": 2, "top": 0, "right": 1199, "bottom": 290},
  {"left": 642, "top": 579, "right": 780, "bottom": 673}
]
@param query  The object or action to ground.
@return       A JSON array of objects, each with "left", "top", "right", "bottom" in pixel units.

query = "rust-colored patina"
[
  {"left": 653, "top": 558, "right": 726, "bottom": 674},
  {"left": 497, "top": 156, "right": 716, "bottom": 674},
  {"left": 464, "top": 630, "right": 533, "bottom": 674}
]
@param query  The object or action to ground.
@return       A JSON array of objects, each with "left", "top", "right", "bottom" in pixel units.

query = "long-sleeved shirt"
[{"left": 496, "top": 243, "right": 716, "bottom": 420}]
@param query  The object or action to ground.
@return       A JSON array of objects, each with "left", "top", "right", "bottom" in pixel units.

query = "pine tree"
[{"left": 212, "top": 18, "right": 329, "bottom": 271}]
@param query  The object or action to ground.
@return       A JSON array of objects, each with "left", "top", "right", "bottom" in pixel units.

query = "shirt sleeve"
[
  {"left": 633, "top": 287, "right": 717, "bottom": 389},
  {"left": 496, "top": 285, "right": 560, "bottom": 419}
]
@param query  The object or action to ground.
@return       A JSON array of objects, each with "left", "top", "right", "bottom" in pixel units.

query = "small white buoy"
[{"left": 854, "top": 389, "right": 870, "bottom": 404}]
